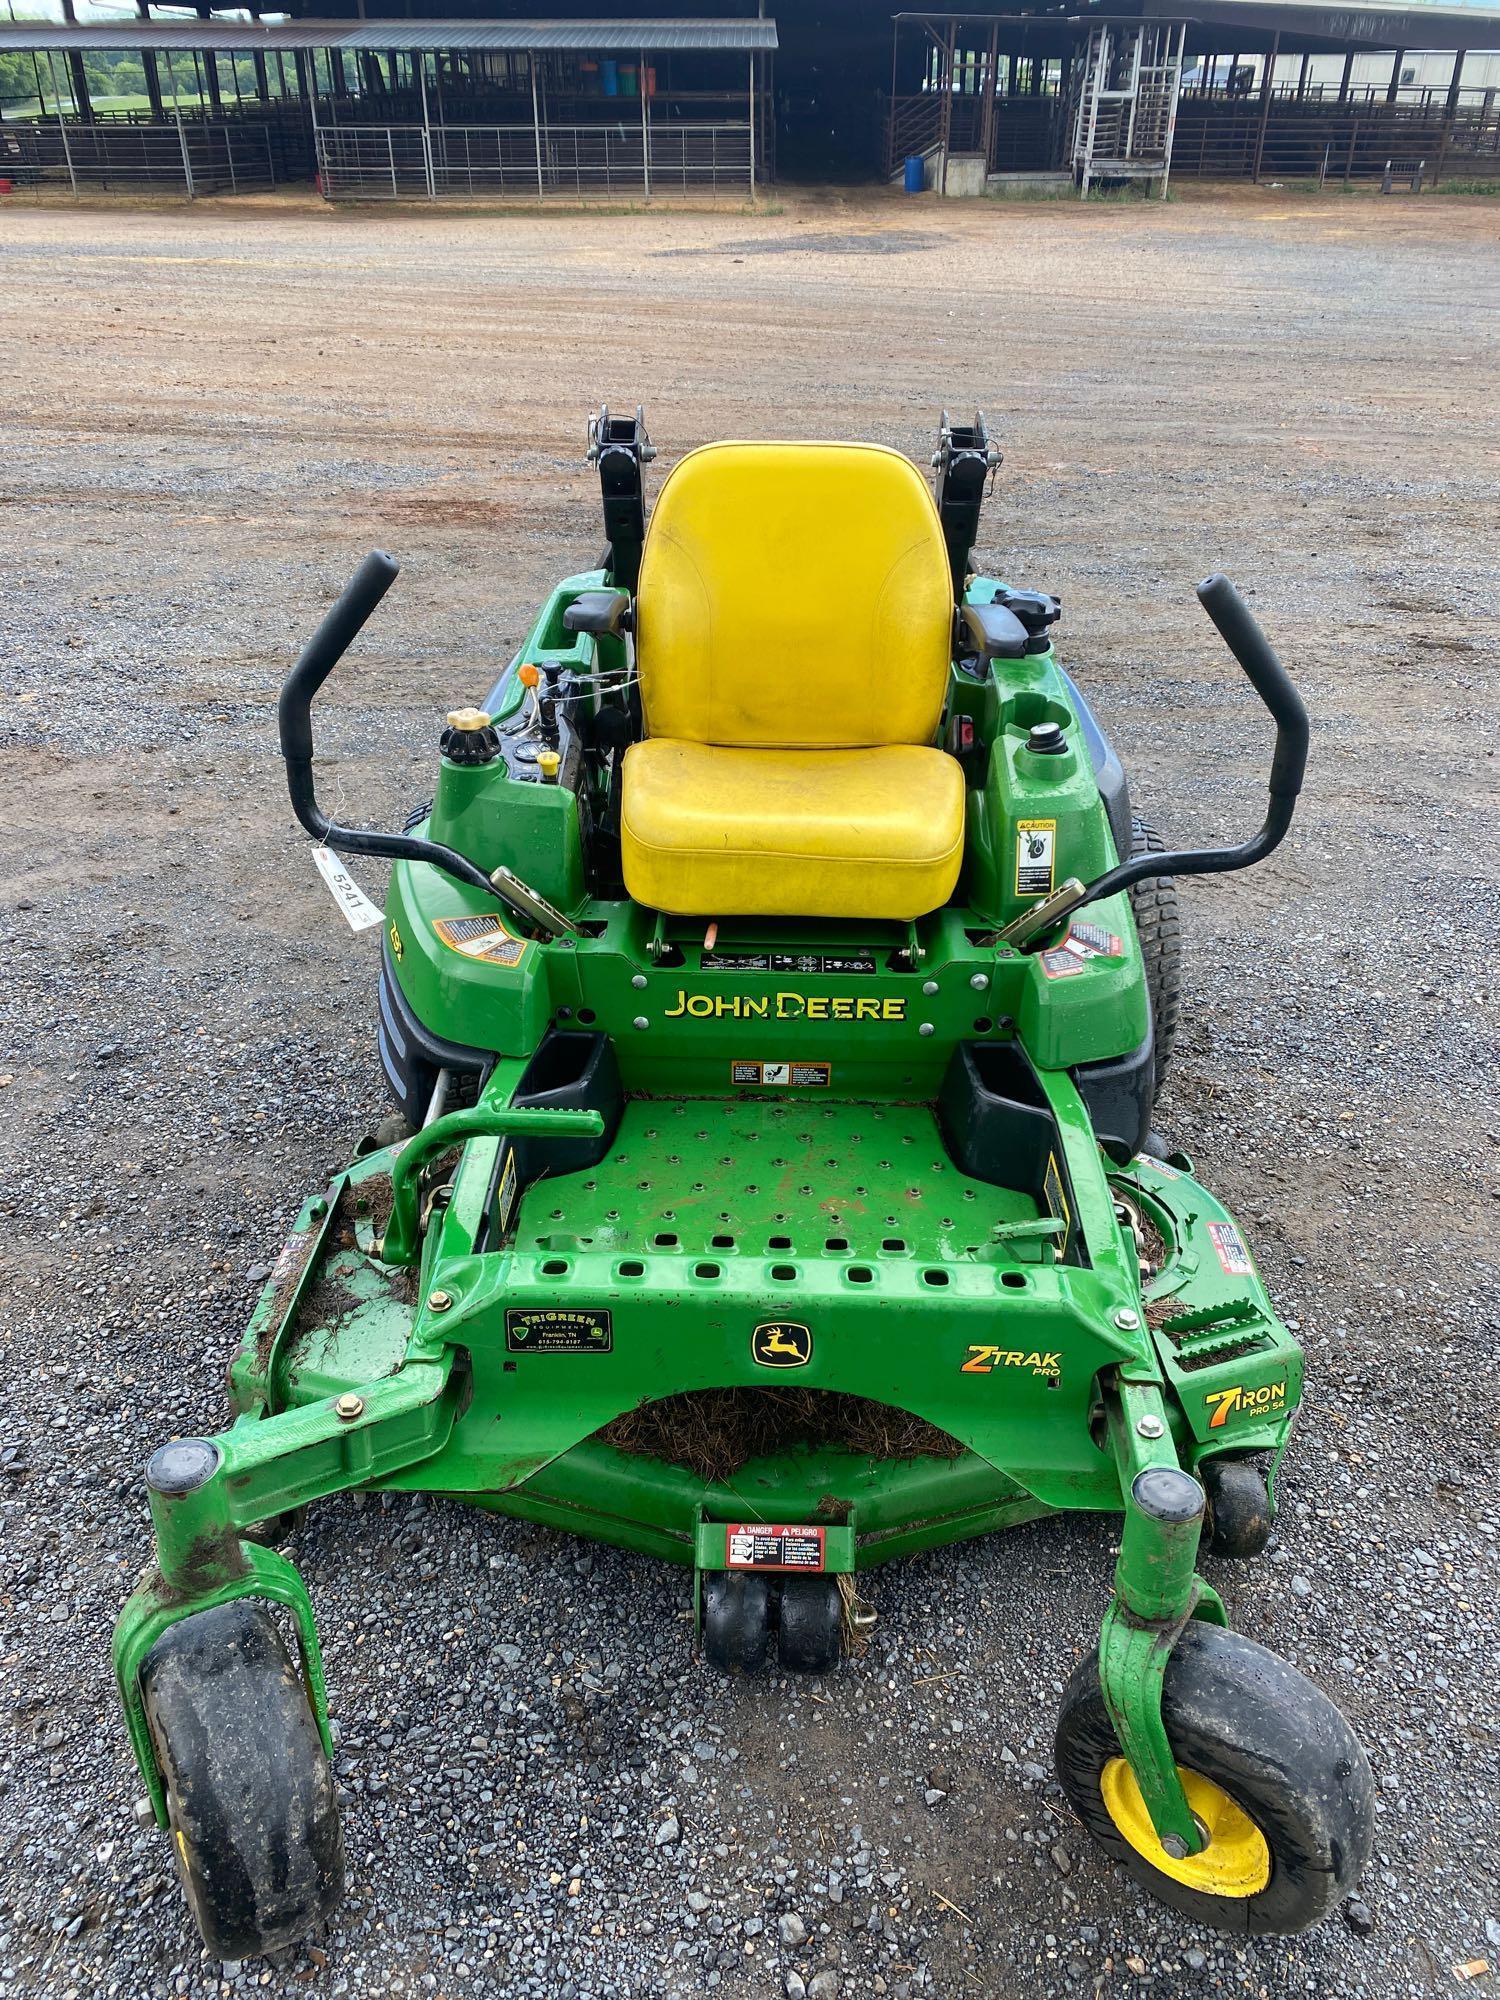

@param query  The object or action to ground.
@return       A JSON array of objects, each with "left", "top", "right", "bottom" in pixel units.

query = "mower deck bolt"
[
  {"left": 919, "top": 1022, "right": 935, "bottom": 1037},
  {"left": 334, "top": 1392, "right": 365, "bottom": 1421},
  {"left": 633, "top": 1016, "right": 649, "bottom": 1030},
  {"left": 428, "top": 1289, "right": 454, "bottom": 1312},
  {"left": 970, "top": 972, "right": 990, "bottom": 990},
  {"left": 631, "top": 974, "right": 648, "bottom": 989},
  {"left": 922, "top": 979, "right": 939, "bottom": 995},
  {"left": 1135, "top": 1414, "right": 1166, "bottom": 1440},
  {"left": 1113, "top": 1307, "right": 1141, "bottom": 1330},
  {"left": 1159, "top": 1833, "right": 1191, "bottom": 1860}
]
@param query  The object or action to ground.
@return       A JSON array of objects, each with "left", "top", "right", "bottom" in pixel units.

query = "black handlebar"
[
  {"left": 1070, "top": 574, "right": 1309, "bottom": 919},
  {"left": 1194, "top": 573, "right": 1308, "bottom": 804},
  {"left": 277, "top": 552, "right": 499, "bottom": 902}
]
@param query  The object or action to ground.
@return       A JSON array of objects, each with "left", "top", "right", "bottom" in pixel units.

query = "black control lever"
[
  {"left": 277, "top": 552, "right": 499, "bottom": 901},
  {"left": 1002, "top": 576, "right": 1309, "bottom": 946}
]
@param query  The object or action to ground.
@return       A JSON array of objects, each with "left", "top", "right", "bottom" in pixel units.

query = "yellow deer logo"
[{"left": 751, "top": 1322, "right": 812, "bottom": 1369}]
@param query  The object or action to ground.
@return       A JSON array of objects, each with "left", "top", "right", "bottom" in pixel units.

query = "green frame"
[{"left": 113, "top": 568, "right": 1301, "bottom": 1864}]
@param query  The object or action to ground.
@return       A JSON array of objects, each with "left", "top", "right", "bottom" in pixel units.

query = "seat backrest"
[{"left": 635, "top": 442, "right": 953, "bottom": 750}]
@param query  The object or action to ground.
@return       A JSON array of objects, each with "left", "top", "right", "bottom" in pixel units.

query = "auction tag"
[
  {"left": 313, "top": 847, "right": 384, "bottom": 932},
  {"left": 725, "top": 1524, "right": 826, "bottom": 1572}
]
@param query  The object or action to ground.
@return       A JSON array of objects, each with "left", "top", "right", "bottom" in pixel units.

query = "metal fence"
[
  {"left": 0, "top": 117, "right": 274, "bottom": 197},
  {"left": 315, "top": 119, "right": 753, "bottom": 201}
]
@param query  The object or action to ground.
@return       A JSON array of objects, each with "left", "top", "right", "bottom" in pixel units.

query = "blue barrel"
[
  {"left": 903, "top": 154, "right": 926, "bottom": 194},
  {"left": 600, "top": 58, "right": 619, "bottom": 95}
]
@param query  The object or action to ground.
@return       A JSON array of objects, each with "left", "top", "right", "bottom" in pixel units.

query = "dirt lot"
[{"left": 1, "top": 185, "right": 1497, "bottom": 2000}]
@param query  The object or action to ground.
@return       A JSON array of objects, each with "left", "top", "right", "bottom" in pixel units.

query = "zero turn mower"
[{"left": 114, "top": 411, "right": 1373, "bottom": 1955}]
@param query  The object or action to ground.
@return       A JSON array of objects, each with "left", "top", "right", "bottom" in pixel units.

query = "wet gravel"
[{"left": 1, "top": 186, "right": 1497, "bottom": 1999}]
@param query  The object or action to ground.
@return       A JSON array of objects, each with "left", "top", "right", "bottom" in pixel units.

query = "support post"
[
  {"left": 531, "top": 59, "right": 544, "bottom": 201},
  {"left": 176, "top": 109, "right": 195, "bottom": 198},
  {"left": 1159, "top": 21, "right": 1185, "bottom": 199},
  {"left": 1386, "top": 50, "right": 1404, "bottom": 104},
  {"left": 641, "top": 47, "right": 650, "bottom": 201},
  {"left": 1445, "top": 48, "right": 1466, "bottom": 117},
  {"left": 747, "top": 51, "right": 756, "bottom": 199},
  {"left": 1337, "top": 50, "right": 1354, "bottom": 102},
  {"left": 46, "top": 50, "right": 78, "bottom": 195},
  {"left": 419, "top": 54, "right": 435, "bottom": 200},
  {"left": 1251, "top": 30, "right": 1279, "bottom": 181}
]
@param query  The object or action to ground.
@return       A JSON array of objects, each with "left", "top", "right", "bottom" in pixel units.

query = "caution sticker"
[
  {"left": 434, "top": 914, "right": 528, "bottom": 967},
  {"left": 1207, "top": 1220, "right": 1255, "bottom": 1277},
  {"left": 725, "top": 1524, "right": 826, "bottom": 1572},
  {"left": 496, "top": 1146, "right": 518, "bottom": 1232},
  {"left": 731, "top": 1060, "right": 831, "bottom": 1088},
  {"left": 505, "top": 1307, "right": 612, "bottom": 1353},
  {"left": 1016, "top": 820, "right": 1056, "bottom": 898},
  {"left": 1043, "top": 1151, "right": 1072, "bottom": 1260}
]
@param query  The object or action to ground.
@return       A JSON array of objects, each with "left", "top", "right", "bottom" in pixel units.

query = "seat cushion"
[{"left": 620, "top": 739, "right": 966, "bottom": 920}]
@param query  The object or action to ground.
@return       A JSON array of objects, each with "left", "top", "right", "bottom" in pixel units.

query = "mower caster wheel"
[
  {"left": 776, "top": 1576, "right": 845, "bottom": 1674},
  {"left": 141, "top": 1600, "right": 344, "bottom": 1959},
  {"left": 1202, "top": 1458, "right": 1273, "bottom": 1559},
  {"left": 1054, "top": 1621, "right": 1373, "bottom": 1934},
  {"left": 701, "top": 1572, "right": 772, "bottom": 1674}
]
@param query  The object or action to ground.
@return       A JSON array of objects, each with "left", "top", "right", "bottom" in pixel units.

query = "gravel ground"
[{"left": 1, "top": 185, "right": 1497, "bottom": 2000}]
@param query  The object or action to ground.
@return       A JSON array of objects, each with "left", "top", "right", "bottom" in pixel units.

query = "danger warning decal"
[
  {"left": 1040, "top": 924, "right": 1125, "bottom": 979},
  {"left": 725, "top": 1524, "right": 826, "bottom": 1572},
  {"left": 731, "top": 1060, "right": 831, "bottom": 1088},
  {"left": 1207, "top": 1220, "right": 1255, "bottom": 1278},
  {"left": 434, "top": 914, "right": 528, "bottom": 967},
  {"left": 1015, "top": 820, "right": 1056, "bottom": 898}
]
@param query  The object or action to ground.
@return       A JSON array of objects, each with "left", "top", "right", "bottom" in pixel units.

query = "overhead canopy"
[
  {"left": 0, "top": 15, "right": 779, "bottom": 55},
  {"left": 1138, "top": 0, "right": 1498, "bottom": 45}
]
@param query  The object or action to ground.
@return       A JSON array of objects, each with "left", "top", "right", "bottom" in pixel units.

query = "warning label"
[
  {"left": 1043, "top": 1151, "right": 1073, "bottom": 1261},
  {"left": 1016, "top": 820, "right": 1057, "bottom": 898},
  {"left": 434, "top": 914, "right": 528, "bottom": 967},
  {"left": 1040, "top": 947, "right": 1086, "bottom": 980},
  {"left": 703, "top": 950, "right": 876, "bottom": 976},
  {"left": 1207, "top": 1220, "right": 1255, "bottom": 1278},
  {"left": 725, "top": 1524, "right": 826, "bottom": 1572},
  {"left": 1067, "top": 921, "right": 1124, "bottom": 959},
  {"left": 505, "top": 1307, "right": 613, "bottom": 1354},
  {"left": 731, "top": 1060, "right": 832, "bottom": 1088}
]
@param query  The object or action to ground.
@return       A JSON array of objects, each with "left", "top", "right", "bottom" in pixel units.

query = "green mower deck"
[{"left": 113, "top": 411, "right": 1373, "bottom": 1958}]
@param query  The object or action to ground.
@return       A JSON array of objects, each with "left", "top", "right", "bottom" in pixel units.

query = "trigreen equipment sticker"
[{"left": 505, "top": 1308, "right": 613, "bottom": 1354}]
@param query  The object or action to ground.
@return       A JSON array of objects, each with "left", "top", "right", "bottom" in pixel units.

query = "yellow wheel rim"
[{"left": 1099, "top": 1758, "right": 1272, "bottom": 1898}]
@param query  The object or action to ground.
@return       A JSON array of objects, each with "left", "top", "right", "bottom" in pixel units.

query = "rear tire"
[
  {"left": 1055, "top": 1621, "right": 1372, "bottom": 1934},
  {"left": 142, "top": 1601, "right": 344, "bottom": 1959},
  {"left": 1128, "top": 814, "right": 1181, "bottom": 1094}
]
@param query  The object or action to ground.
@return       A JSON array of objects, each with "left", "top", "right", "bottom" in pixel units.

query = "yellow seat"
[{"left": 620, "top": 441, "right": 964, "bottom": 921}]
